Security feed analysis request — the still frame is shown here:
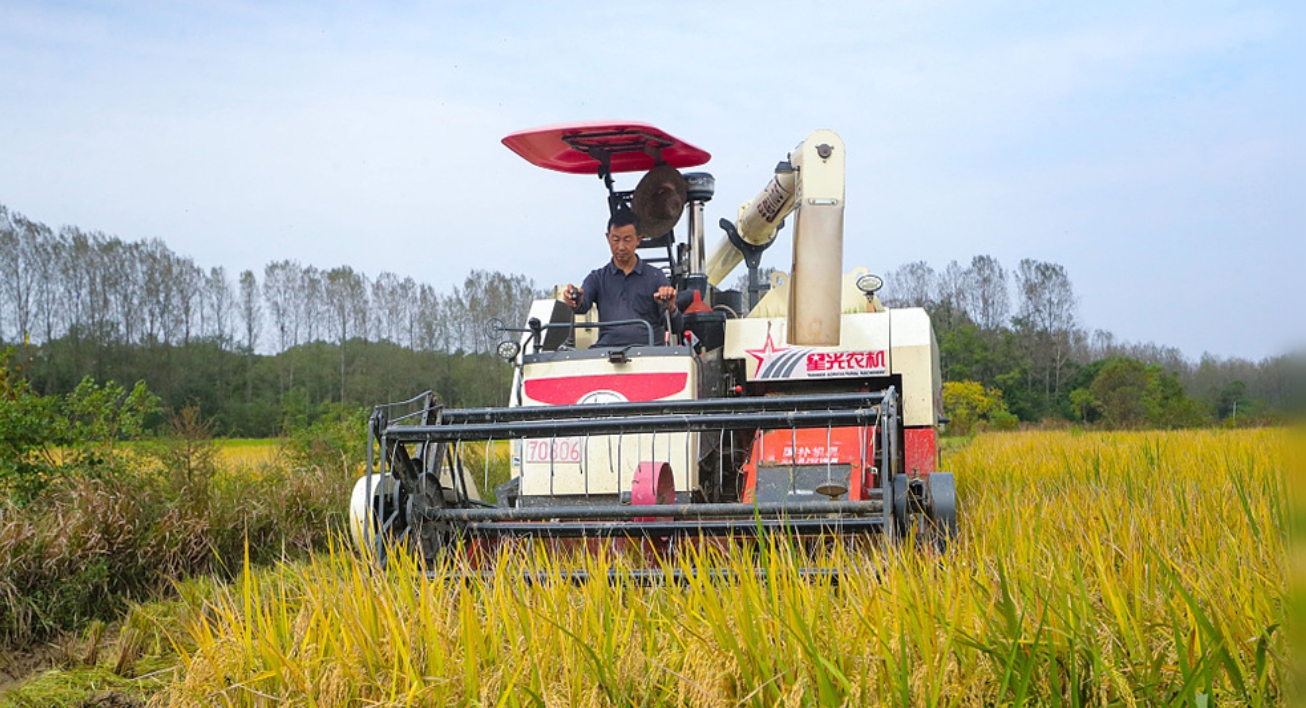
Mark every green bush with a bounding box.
[279,402,368,477]
[0,355,360,645]
[1079,358,1210,429]
[0,349,159,505]
[942,380,1017,435]
[0,356,62,504]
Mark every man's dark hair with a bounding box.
[607,208,640,233]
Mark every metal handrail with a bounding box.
[386,407,881,443]
[440,391,887,425]
[497,317,657,347]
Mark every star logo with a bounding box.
[745,330,787,378]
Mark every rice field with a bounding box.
[212,439,281,468]
[145,429,1289,706]
[50,438,281,470]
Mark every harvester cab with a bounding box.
[349,122,958,567]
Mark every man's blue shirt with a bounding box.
[575,258,682,347]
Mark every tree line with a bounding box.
[0,204,542,356]
[0,204,541,434]
[1,203,1299,433]
[881,256,1302,426]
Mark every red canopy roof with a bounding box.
[502,121,711,174]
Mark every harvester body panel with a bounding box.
[723,308,941,428]
[515,348,701,498]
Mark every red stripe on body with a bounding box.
[523,373,688,405]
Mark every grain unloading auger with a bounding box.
[349,122,958,568]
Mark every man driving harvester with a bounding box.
[562,208,681,347]
[563,163,691,348]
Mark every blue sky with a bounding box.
[1,0,1301,360]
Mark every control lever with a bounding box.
[661,300,672,346]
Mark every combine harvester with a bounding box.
[349,122,957,567]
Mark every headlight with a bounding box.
[497,340,521,362]
[856,273,884,295]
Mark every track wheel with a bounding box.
[892,473,911,540]
[924,472,958,549]
[893,472,958,551]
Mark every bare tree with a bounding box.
[262,260,296,353]
[238,269,262,402]
[965,255,1010,330]
[140,238,179,344]
[0,207,28,342]
[447,270,542,354]
[397,276,418,349]
[297,265,324,344]
[882,261,937,310]
[932,260,971,336]
[70,229,119,344]
[0,202,564,408]
[443,282,471,353]
[175,257,204,345]
[262,260,299,390]
[415,283,443,351]
[206,266,234,347]
[371,272,405,344]
[32,227,63,344]
[1015,259,1077,335]
[238,270,262,352]
[0,205,12,342]
[58,227,91,339]
[104,241,143,345]
[323,266,369,401]
[1014,258,1080,396]
[1083,330,1187,371]
[323,266,368,343]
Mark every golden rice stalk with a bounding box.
[151,428,1287,707]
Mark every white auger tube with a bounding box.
[704,159,798,286]
[703,130,846,345]
[786,130,845,346]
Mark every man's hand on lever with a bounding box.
[563,285,583,309]
[654,286,677,312]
